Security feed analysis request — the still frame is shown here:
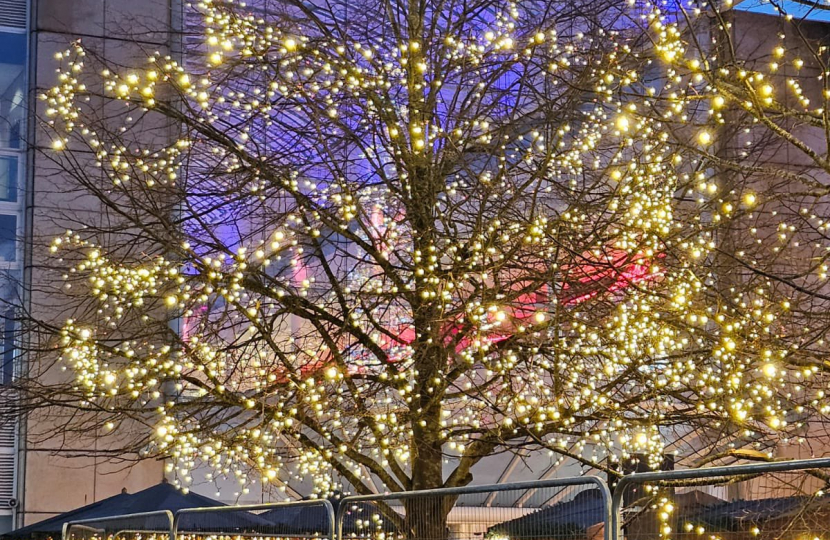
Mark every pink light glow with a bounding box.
[266,247,663,379]
[558,249,663,306]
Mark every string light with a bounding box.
[38,0,830,511]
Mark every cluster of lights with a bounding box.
[37,0,830,523]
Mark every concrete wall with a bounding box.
[17,0,182,526]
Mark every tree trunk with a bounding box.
[404,447,455,540]
[406,362,452,540]
[402,495,453,540]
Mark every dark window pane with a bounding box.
[0,215,16,262]
[0,156,17,202]
[2,309,13,385]
[0,31,26,151]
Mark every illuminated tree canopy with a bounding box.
[25,0,830,516]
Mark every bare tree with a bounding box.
[18,0,830,534]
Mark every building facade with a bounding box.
[3,0,177,530]
[1,0,32,532]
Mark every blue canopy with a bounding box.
[487,489,607,540]
[487,488,724,540]
[683,493,830,531]
[259,495,401,536]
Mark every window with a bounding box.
[0,155,17,203]
[0,18,25,270]
[0,3,26,527]
[1,309,13,385]
[0,31,25,152]
[0,215,16,263]
[0,26,25,267]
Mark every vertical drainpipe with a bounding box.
[16,0,39,528]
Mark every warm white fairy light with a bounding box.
[37,0,830,514]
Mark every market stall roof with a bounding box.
[259,494,400,537]
[683,493,830,531]
[487,489,607,540]
[487,489,725,540]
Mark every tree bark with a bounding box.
[407,338,452,540]
[403,495,453,540]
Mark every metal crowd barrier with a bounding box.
[611,457,830,540]
[336,476,612,540]
[61,476,608,540]
[60,458,830,540]
[173,499,336,540]
[63,510,175,540]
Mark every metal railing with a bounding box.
[173,499,336,540]
[611,457,830,540]
[60,458,830,540]
[337,476,611,540]
[63,510,175,540]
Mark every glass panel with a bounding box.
[0,31,26,151]
[0,515,12,534]
[0,215,16,262]
[0,269,20,385]
[2,308,13,385]
[0,156,17,203]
